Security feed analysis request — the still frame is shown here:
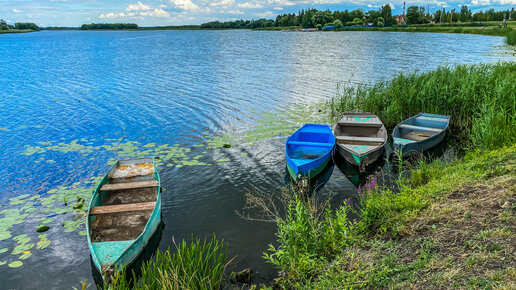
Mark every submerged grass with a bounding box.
[328,62,516,150]
[101,235,229,290]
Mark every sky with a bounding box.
[0,0,514,27]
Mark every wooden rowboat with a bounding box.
[392,113,450,156]
[333,113,387,172]
[286,124,335,182]
[86,158,161,279]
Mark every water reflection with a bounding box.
[334,152,385,187]
[284,161,335,195]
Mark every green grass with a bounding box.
[0,29,35,34]
[264,144,516,288]
[506,29,516,45]
[327,62,516,150]
[100,235,229,290]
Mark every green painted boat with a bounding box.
[86,158,161,280]
[333,113,387,172]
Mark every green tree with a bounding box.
[333,19,343,29]
[0,19,7,30]
[311,10,333,26]
[377,17,385,27]
[381,4,394,25]
[459,5,472,22]
[14,22,40,30]
[406,6,420,24]
[316,24,323,30]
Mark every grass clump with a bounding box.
[328,62,516,150]
[102,235,229,290]
[506,29,516,45]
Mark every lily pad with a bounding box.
[222,143,232,148]
[19,252,32,260]
[0,248,8,254]
[8,261,23,268]
[36,239,50,250]
[36,225,50,233]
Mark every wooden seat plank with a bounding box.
[288,140,334,147]
[415,116,448,122]
[90,202,156,215]
[399,124,443,133]
[100,180,159,191]
[336,136,385,143]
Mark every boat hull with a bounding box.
[336,143,384,167]
[392,113,450,157]
[286,153,331,181]
[285,124,336,182]
[86,158,161,279]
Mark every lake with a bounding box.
[0,30,513,288]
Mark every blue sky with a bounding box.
[1,0,514,27]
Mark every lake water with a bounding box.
[0,30,513,288]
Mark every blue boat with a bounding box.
[392,113,450,156]
[286,124,335,181]
[86,158,161,280]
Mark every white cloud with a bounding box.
[170,0,201,10]
[273,6,283,10]
[127,1,152,11]
[237,2,263,8]
[12,9,22,13]
[227,10,245,14]
[267,0,295,6]
[209,0,235,7]
[389,3,395,9]
[255,11,277,18]
[140,8,170,17]
[99,12,126,19]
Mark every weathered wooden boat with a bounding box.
[86,158,161,279]
[333,113,387,172]
[392,113,450,156]
[286,124,335,182]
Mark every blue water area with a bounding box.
[0,30,513,288]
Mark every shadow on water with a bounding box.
[91,221,164,288]
[334,152,385,187]
[284,161,335,195]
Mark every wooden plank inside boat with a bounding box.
[402,130,437,141]
[399,124,443,133]
[100,180,159,191]
[90,202,156,215]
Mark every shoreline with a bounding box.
[0,29,36,35]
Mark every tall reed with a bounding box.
[328,62,516,150]
[103,235,229,290]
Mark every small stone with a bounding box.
[235,268,253,284]
[501,201,511,208]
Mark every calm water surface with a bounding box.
[0,30,513,288]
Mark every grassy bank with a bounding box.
[263,62,516,288]
[340,26,513,37]
[0,29,36,34]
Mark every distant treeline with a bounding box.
[0,20,40,31]
[80,23,138,30]
[201,19,275,29]
[201,6,515,29]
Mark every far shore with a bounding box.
[0,29,36,35]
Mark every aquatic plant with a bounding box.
[103,235,229,290]
[506,29,516,45]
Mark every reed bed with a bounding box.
[102,235,229,290]
[507,30,516,45]
[328,62,516,150]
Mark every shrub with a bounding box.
[506,29,516,45]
